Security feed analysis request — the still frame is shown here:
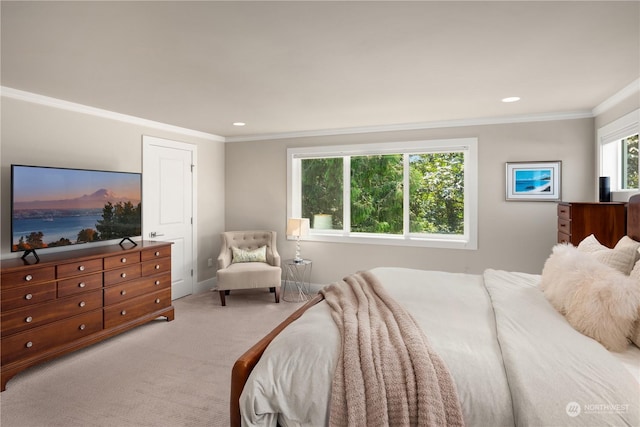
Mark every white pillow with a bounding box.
[577,234,640,275]
[231,245,267,263]
[541,243,640,352]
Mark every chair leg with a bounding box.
[274,286,280,303]
[269,287,275,293]
[225,290,230,295]
[219,290,226,306]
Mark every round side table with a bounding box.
[282,259,312,302]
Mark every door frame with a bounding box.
[142,135,198,296]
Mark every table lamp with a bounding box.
[287,218,310,263]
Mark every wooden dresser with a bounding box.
[557,202,626,248]
[0,241,174,391]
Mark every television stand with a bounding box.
[119,237,138,247]
[20,249,40,263]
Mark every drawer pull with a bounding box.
[79,301,86,308]
[121,290,127,296]
[25,341,33,348]
[79,324,86,330]
[78,265,85,271]
[155,264,161,270]
[121,272,127,278]
[121,257,127,263]
[25,274,33,282]
[155,251,161,257]
[121,310,127,316]
[155,280,160,285]
[560,223,567,228]
[155,298,161,304]
[25,293,33,300]
[79,282,86,288]
[25,316,33,323]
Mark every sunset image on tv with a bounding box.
[11,165,142,252]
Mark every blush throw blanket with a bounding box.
[320,271,464,427]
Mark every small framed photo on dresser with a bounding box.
[506,161,561,201]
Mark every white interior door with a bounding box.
[142,136,196,300]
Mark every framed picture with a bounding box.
[506,161,561,201]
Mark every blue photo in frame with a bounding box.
[506,161,561,201]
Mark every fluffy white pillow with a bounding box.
[577,234,640,275]
[541,243,640,352]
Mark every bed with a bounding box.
[231,195,640,427]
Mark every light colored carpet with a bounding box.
[0,289,306,427]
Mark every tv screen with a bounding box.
[11,165,142,253]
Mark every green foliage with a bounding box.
[351,155,403,233]
[409,153,464,234]
[300,151,466,236]
[301,158,343,229]
[625,134,638,189]
[96,201,142,240]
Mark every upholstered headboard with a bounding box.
[628,194,640,242]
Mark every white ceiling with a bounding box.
[1,1,639,141]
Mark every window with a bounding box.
[598,109,640,195]
[287,138,478,249]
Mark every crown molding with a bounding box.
[0,86,225,143]
[592,78,640,117]
[225,111,594,143]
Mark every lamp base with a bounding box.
[293,257,304,263]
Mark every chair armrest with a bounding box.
[218,252,231,269]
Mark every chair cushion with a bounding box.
[217,262,282,290]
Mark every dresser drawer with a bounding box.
[0,282,57,311]
[104,264,141,286]
[57,272,103,297]
[1,310,103,365]
[104,252,141,270]
[558,231,571,245]
[142,258,171,276]
[104,273,171,306]
[557,218,571,235]
[57,258,103,279]
[141,246,171,261]
[104,288,171,329]
[1,267,56,289]
[1,290,103,337]
[557,203,571,220]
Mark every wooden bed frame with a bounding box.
[229,194,640,427]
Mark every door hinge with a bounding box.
[191,217,193,225]
[191,269,194,277]
[191,164,195,172]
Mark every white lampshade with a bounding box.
[286,218,310,237]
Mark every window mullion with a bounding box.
[343,156,351,234]
[403,154,410,236]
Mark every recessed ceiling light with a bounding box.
[233,122,246,126]
[502,97,521,103]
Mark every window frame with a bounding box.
[287,138,478,250]
[597,109,640,198]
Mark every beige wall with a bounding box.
[0,96,225,286]
[225,118,595,285]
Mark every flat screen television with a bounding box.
[11,165,142,259]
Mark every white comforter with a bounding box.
[240,268,640,426]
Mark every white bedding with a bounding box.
[240,268,640,427]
